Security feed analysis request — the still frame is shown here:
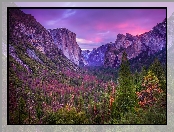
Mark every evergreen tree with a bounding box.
[134,66,147,92]
[18,97,27,124]
[115,51,136,114]
[149,58,166,92]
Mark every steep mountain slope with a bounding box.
[9,9,80,72]
[8,8,167,125]
[8,9,87,124]
[129,46,166,72]
[82,18,166,69]
[48,28,81,65]
[82,44,108,66]
[113,19,166,65]
[104,43,120,68]
[80,50,91,66]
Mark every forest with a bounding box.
[9,41,166,124]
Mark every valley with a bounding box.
[8,8,168,124]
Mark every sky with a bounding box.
[21,8,166,51]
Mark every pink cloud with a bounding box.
[94,37,102,43]
[116,23,129,29]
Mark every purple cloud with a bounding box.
[21,8,166,50]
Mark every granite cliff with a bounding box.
[48,28,81,65]
[9,9,167,70]
[81,18,166,68]
[9,9,81,72]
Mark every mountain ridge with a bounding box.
[81,18,166,68]
[9,9,80,73]
[9,8,167,71]
[8,8,167,125]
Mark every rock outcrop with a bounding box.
[9,9,167,69]
[81,44,109,66]
[9,9,58,58]
[48,28,81,65]
[80,50,91,66]
[104,44,119,68]
[9,9,80,72]
[10,9,81,65]
[82,18,166,68]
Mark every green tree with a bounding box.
[115,51,136,114]
[149,58,166,92]
[18,97,28,124]
[134,66,147,92]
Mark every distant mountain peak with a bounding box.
[81,18,166,68]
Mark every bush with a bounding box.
[137,71,164,108]
[43,105,89,124]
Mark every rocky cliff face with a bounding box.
[9,9,80,72]
[104,44,119,67]
[81,44,109,66]
[80,50,91,66]
[9,9,61,59]
[48,28,81,65]
[9,9,167,69]
[82,18,166,68]
[116,18,166,63]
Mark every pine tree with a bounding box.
[134,66,147,92]
[18,97,27,124]
[149,58,166,92]
[115,51,136,114]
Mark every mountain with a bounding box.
[9,10,85,124]
[9,9,80,73]
[8,8,167,125]
[80,50,91,66]
[81,18,166,69]
[129,46,166,72]
[81,44,109,66]
[104,43,120,68]
[113,18,166,64]
[9,8,166,70]
[48,28,81,65]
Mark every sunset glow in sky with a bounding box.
[21,8,166,50]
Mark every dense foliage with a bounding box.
[9,43,166,124]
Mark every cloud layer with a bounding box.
[22,8,166,51]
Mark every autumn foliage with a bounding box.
[9,48,166,124]
[136,71,164,108]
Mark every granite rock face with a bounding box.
[115,18,166,63]
[81,44,109,66]
[9,9,80,72]
[9,9,57,57]
[80,50,91,66]
[9,9,167,69]
[104,44,119,68]
[82,18,166,68]
[48,28,81,65]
